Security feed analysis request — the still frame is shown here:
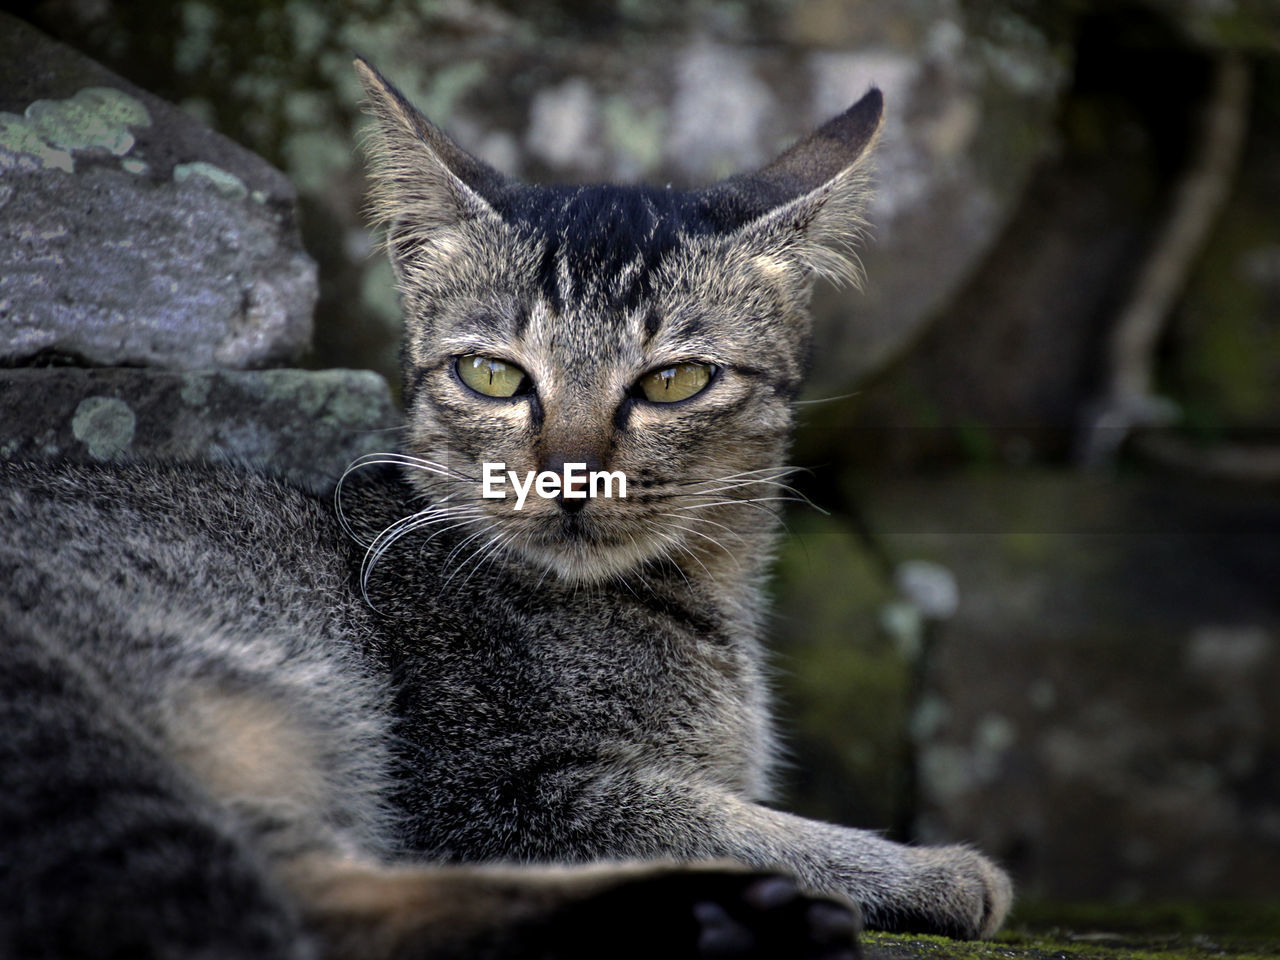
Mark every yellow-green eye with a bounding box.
[637,363,715,403]
[457,355,528,398]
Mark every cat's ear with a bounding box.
[354,58,509,270]
[708,88,884,285]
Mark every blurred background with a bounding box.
[6,0,1279,916]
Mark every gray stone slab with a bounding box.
[0,13,315,369]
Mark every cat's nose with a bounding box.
[543,451,601,514]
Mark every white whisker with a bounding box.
[361,509,482,606]
[335,451,479,546]
[656,531,710,583]
[656,512,749,546]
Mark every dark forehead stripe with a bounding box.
[510,299,532,337]
[491,184,733,319]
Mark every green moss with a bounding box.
[250,370,389,429]
[861,900,1280,959]
[0,111,70,171]
[865,921,1280,960]
[1011,900,1280,942]
[255,369,328,419]
[313,370,393,425]
[33,87,151,149]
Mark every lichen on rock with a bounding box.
[70,395,136,460]
[0,86,150,173]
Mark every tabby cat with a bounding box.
[0,59,1011,958]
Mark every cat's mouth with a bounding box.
[555,513,589,538]
[530,511,622,551]
[503,509,656,583]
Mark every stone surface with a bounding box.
[0,13,316,369]
[849,471,1280,902]
[0,367,399,493]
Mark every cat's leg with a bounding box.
[282,855,859,960]
[191,739,863,959]
[194,718,861,959]
[513,778,1011,940]
[0,618,308,960]
[703,793,1012,940]
[0,617,857,959]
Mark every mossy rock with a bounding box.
[0,367,398,493]
[849,470,1280,902]
[0,14,315,370]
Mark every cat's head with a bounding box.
[356,58,881,585]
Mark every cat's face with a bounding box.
[356,60,881,584]
[393,189,814,582]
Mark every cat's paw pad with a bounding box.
[558,869,860,959]
[691,875,859,959]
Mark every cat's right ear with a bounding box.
[354,58,509,271]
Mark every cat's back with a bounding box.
[0,458,375,705]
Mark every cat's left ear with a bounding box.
[707,89,884,285]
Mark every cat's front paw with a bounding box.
[868,845,1012,940]
[547,868,860,960]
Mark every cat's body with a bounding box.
[0,60,1011,959]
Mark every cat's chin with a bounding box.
[512,537,655,585]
